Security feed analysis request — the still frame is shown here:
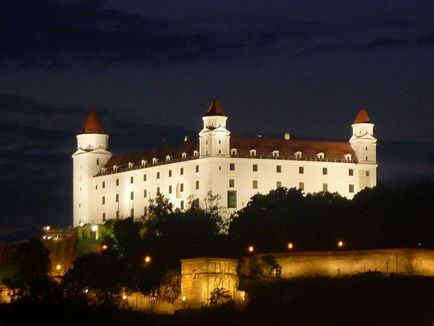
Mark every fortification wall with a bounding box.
[240,249,434,278]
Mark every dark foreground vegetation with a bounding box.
[1,273,433,326]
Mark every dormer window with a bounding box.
[166,155,171,162]
[295,151,302,159]
[182,152,187,159]
[152,157,158,164]
[193,150,199,157]
[316,152,325,160]
[128,162,133,169]
[230,148,237,156]
[249,149,256,157]
[141,160,147,167]
[344,154,352,162]
[272,150,279,158]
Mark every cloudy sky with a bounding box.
[1,0,433,239]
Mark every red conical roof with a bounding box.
[205,99,226,116]
[353,109,372,124]
[81,111,107,134]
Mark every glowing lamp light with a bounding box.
[337,240,345,248]
[287,242,294,250]
[144,256,151,264]
[248,245,254,253]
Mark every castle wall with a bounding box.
[240,249,434,278]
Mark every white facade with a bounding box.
[72,102,377,227]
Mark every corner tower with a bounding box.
[199,99,231,157]
[72,111,112,227]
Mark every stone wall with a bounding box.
[240,249,434,278]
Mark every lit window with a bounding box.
[253,164,258,172]
[349,169,354,176]
[229,179,235,188]
[299,166,304,174]
[227,191,237,208]
[276,165,282,173]
[230,163,235,171]
[323,168,327,175]
[349,184,354,193]
[252,180,258,189]
[323,183,328,192]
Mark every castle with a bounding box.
[72,100,377,227]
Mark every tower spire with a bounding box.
[81,111,107,134]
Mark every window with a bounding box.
[157,172,160,179]
[230,163,235,171]
[169,170,172,177]
[143,174,147,182]
[276,181,282,188]
[252,180,258,189]
[323,168,327,175]
[299,166,304,174]
[130,191,134,200]
[180,183,184,192]
[102,196,105,205]
[227,191,237,208]
[116,194,119,203]
[276,165,282,173]
[180,200,184,210]
[157,187,160,195]
[196,165,199,173]
[144,189,147,198]
[253,164,258,172]
[130,208,134,218]
[299,182,304,191]
[195,180,199,190]
[229,179,235,188]
[349,169,354,176]
[130,176,134,184]
[116,210,119,219]
[116,178,119,186]
[180,168,184,175]
[349,184,354,193]
[102,213,106,222]
[323,183,328,192]
[169,185,172,194]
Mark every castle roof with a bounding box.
[205,99,225,116]
[81,111,107,134]
[100,136,356,175]
[353,109,372,124]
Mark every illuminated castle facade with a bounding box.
[72,100,377,227]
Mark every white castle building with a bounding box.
[72,100,377,227]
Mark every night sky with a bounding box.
[1,0,433,240]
